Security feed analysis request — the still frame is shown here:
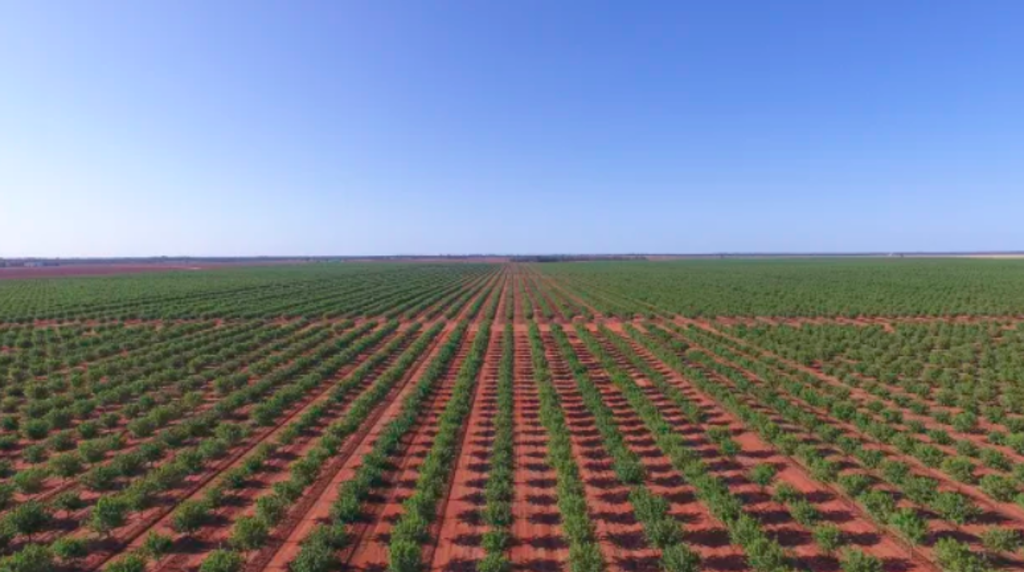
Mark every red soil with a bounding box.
[533,271,604,321]
[146,329,412,572]
[540,330,661,571]
[251,273,496,572]
[4,323,290,507]
[338,333,475,572]
[671,324,1024,567]
[508,330,570,571]
[490,269,510,330]
[511,272,526,327]
[707,315,1024,331]
[17,273,1024,572]
[78,327,394,571]
[566,328,749,571]
[427,324,503,571]
[250,322,460,572]
[726,340,1024,521]
[516,273,545,324]
[605,328,929,571]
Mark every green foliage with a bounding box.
[52,537,88,563]
[91,495,130,535]
[0,543,55,572]
[199,550,244,572]
[840,549,883,572]
[142,531,174,558]
[933,538,991,572]
[172,500,211,536]
[889,508,927,545]
[980,527,1022,555]
[748,463,777,490]
[813,524,845,556]
[103,553,148,572]
[230,515,269,552]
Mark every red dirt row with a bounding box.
[592,325,928,572]
[508,330,569,572]
[76,327,402,570]
[251,271,506,572]
[144,328,418,572]
[538,329,660,570]
[660,323,1024,569]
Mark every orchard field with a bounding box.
[3,260,1024,572]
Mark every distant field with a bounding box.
[1,260,1023,572]
[0,264,215,280]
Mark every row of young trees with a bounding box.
[92,319,415,570]
[0,319,317,466]
[180,321,446,571]
[1,323,324,517]
[0,264,498,323]
[192,278,503,568]
[2,322,370,518]
[2,320,246,425]
[525,323,604,572]
[683,324,1017,525]
[416,271,496,321]
[518,275,533,321]
[388,318,493,572]
[733,320,1024,421]
[580,325,840,571]
[86,321,406,569]
[2,271,500,510]
[551,325,701,572]
[615,324,894,571]
[504,281,514,323]
[1,321,393,566]
[734,321,1024,485]
[0,320,183,381]
[643,324,999,571]
[477,324,514,572]
[288,323,470,572]
[536,259,1024,318]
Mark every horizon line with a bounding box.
[4,250,1024,261]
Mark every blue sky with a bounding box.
[2,1,1022,256]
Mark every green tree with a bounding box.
[840,548,883,572]
[933,491,980,527]
[12,468,48,495]
[889,508,927,545]
[142,531,174,558]
[52,536,88,564]
[0,543,54,572]
[172,500,210,536]
[230,515,269,552]
[90,495,130,536]
[661,543,700,572]
[49,452,84,480]
[199,550,244,572]
[813,524,845,556]
[103,552,148,572]
[53,490,87,518]
[934,537,989,572]
[8,501,53,540]
[748,464,777,491]
[980,527,1022,555]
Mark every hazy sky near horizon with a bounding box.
[2,1,1022,257]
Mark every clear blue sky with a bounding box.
[2,1,1022,256]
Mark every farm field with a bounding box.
[3,260,1024,572]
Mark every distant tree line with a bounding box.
[510,255,647,263]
